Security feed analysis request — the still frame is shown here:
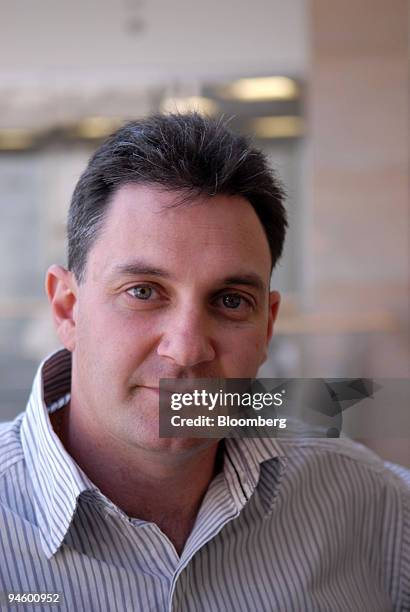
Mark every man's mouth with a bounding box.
[139,386,160,394]
[139,385,191,396]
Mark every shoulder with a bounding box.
[277,437,410,500]
[271,438,410,608]
[280,436,408,473]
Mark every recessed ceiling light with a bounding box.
[160,96,218,116]
[250,116,304,138]
[74,117,123,139]
[0,129,34,150]
[218,76,299,101]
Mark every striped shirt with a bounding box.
[0,349,409,612]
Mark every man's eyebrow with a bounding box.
[221,274,267,293]
[108,260,173,280]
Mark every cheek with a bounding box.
[218,327,267,375]
[82,308,159,374]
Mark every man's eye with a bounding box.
[219,293,250,310]
[126,285,155,300]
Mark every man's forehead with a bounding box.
[89,183,272,283]
[104,183,260,231]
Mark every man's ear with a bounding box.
[45,265,78,351]
[261,290,281,364]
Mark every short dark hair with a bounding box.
[67,112,287,282]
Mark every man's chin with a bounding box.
[124,388,218,456]
[125,427,217,458]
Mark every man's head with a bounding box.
[47,113,287,455]
[67,113,286,284]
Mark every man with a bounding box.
[0,113,408,611]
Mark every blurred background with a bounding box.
[0,0,408,464]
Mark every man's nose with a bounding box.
[156,306,216,367]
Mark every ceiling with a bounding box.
[0,0,308,130]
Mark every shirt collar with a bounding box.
[223,437,287,512]
[21,348,94,559]
[21,348,287,557]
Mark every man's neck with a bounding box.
[51,402,223,555]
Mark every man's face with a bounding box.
[53,184,279,454]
